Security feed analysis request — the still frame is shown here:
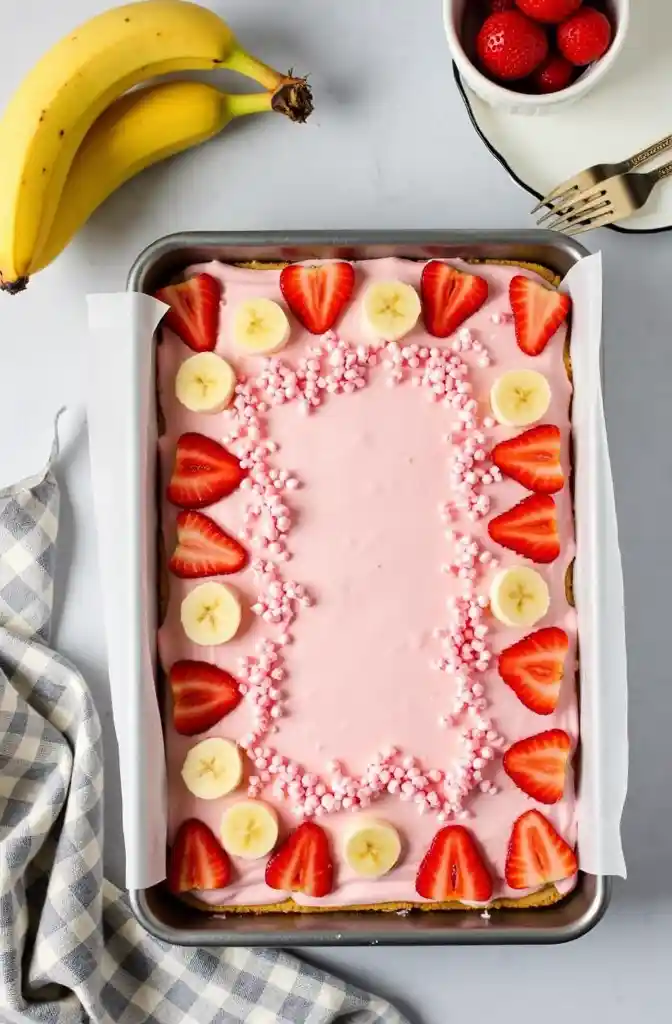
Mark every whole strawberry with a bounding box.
[477,11,549,81]
[558,7,612,65]
[515,0,583,24]
[533,53,574,92]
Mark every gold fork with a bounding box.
[532,132,672,217]
[541,160,672,235]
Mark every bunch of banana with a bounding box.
[0,0,313,293]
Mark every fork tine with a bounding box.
[537,203,571,226]
[546,198,612,233]
[536,182,607,226]
[530,181,581,215]
[564,210,620,236]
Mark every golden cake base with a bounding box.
[181,883,566,915]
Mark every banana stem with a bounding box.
[224,47,286,91]
[226,92,274,118]
[223,46,313,124]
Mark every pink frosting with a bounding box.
[157,257,578,908]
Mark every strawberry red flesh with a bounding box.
[477,11,549,81]
[509,275,571,357]
[558,7,612,66]
[169,660,242,736]
[280,262,355,335]
[499,626,569,715]
[421,261,489,339]
[505,809,578,889]
[265,821,334,897]
[503,728,572,804]
[155,273,221,353]
[488,493,560,563]
[415,825,493,902]
[515,0,583,24]
[533,54,575,94]
[167,432,246,509]
[491,424,564,495]
[168,819,232,893]
[169,510,248,578]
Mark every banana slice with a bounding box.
[363,281,421,341]
[220,800,279,860]
[181,582,242,646]
[490,370,551,427]
[342,817,402,878]
[175,352,236,413]
[181,737,243,800]
[490,566,550,628]
[232,298,290,354]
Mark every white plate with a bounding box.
[454,0,672,234]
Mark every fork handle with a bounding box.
[626,134,672,170]
[649,159,672,182]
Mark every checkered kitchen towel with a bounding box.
[0,432,410,1024]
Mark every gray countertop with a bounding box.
[0,1,668,1021]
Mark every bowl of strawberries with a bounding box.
[444,0,629,114]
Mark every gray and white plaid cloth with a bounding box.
[0,438,410,1024]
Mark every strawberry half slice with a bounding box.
[265,821,334,897]
[155,273,221,353]
[505,809,578,890]
[169,510,248,578]
[488,494,560,563]
[491,425,564,495]
[169,660,242,735]
[499,626,569,715]
[503,728,572,804]
[280,262,355,334]
[167,433,246,509]
[168,819,232,893]
[415,825,493,902]
[421,261,489,338]
[509,276,571,357]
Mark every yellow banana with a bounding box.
[33,83,279,274]
[0,0,312,293]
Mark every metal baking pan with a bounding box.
[128,230,609,946]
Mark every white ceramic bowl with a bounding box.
[444,0,630,115]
